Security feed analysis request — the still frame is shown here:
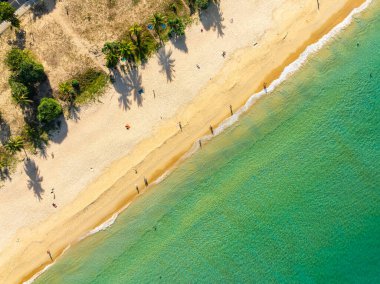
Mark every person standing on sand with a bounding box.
[230,105,233,116]
[178,122,183,132]
[47,250,53,261]
[210,125,214,135]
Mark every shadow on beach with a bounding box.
[24,159,44,201]
[112,65,144,109]
[157,47,176,82]
[200,2,225,37]
[170,35,188,53]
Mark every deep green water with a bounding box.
[36,3,380,283]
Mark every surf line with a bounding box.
[24,0,374,282]
[154,0,374,186]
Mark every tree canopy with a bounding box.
[5,48,46,87]
[0,2,19,28]
[37,98,63,123]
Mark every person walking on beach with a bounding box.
[178,122,183,132]
[136,185,139,194]
[264,82,268,93]
[230,105,233,116]
[47,250,53,261]
[210,125,214,135]
[199,140,202,149]
[144,177,149,187]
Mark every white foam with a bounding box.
[80,202,131,240]
[152,0,374,185]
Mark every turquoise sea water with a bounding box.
[36,3,380,283]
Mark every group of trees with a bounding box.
[5,48,62,124]
[102,0,220,69]
[0,2,19,27]
[102,12,186,68]
[1,48,61,168]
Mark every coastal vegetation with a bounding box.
[37,98,63,124]
[100,0,220,69]
[58,69,108,105]
[0,2,20,28]
[1,47,62,178]
[0,0,222,181]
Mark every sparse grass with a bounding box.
[73,69,109,105]
[0,146,17,180]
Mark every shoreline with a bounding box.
[0,0,370,283]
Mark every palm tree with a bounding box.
[168,17,186,38]
[119,40,136,64]
[13,93,33,107]
[5,136,28,158]
[102,42,121,68]
[129,24,155,63]
[151,13,166,42]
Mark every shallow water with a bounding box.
[35,2,380,283]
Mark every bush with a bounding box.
[21,123,48,150]
[195,0,209,10]
[15,60,46,86]
[168,17,186,38]
[0,2,20,27]
[58,81,76,102]
[5,48,26,71]
[5,48,46,86]
[9,79,32,105]
[37,98,63,123]
[74,69,109,104]
[71,79,80,90]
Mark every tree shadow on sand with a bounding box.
[31,0,57,21]
[170,35,188,53]
[48,117,68,145]
[24,159,44,201]
[157,48,176,82]
[7,29,26,50]
[200,2,225,37]
[112,65,144,109]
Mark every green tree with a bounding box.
[9,79,32,106]
[58,81,76,102]
[129,23,155,62]
[15,60,46,86]
[5,48,46,86]
[168,17,186,38]
[5,136,27,157]
[151,13,166,41]
[102,41,120,68]
[0,2,20,28]
[119,40,136,63]
[5,48,26,71]
[37,98,63,123]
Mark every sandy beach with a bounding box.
[0,0,367,282]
